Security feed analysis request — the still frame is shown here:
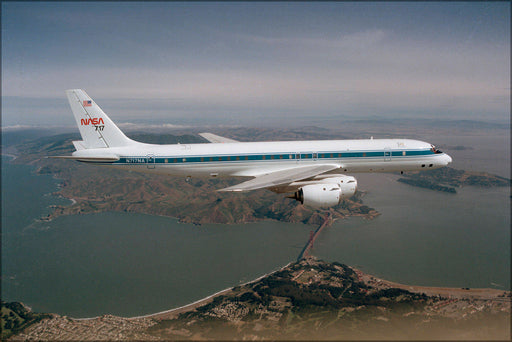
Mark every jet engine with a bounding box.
[289,176,357,208]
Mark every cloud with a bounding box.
[117,123,190,131]
[1,124,44,131]
[2,61,508,125]
[2,3,509,125]
[238,29,387,50]
[4,38,507,115]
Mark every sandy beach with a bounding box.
[351,266,509,300]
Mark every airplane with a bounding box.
[51,89,452,208]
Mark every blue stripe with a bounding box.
[116,149,435,165]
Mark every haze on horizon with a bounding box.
[1,2,510,128]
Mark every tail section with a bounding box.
[66,89,133,148]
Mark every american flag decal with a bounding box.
[83,100,92,107]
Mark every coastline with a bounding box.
[69,260,511,323]
[8,259,510,341]
[1,153,18,161]
[37,185,380,224]
[144,264,510,321]
[72,262,292,321]
[350,266,510,299]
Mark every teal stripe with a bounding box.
[117,149,435,165]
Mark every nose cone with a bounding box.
[443,153,453,165]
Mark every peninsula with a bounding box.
[398,166,511,193]
[5,258,510,340]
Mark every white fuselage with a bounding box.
[60,89,453,207]
[74,138,453,178]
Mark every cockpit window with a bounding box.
[430,145,443,154]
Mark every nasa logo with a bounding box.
[80,118,105,126]
[81,118,105,131]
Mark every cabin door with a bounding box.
[147,154,156,169]
[384,149,392,161]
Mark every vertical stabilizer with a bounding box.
[66,89,133,148]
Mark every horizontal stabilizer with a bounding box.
[72,141,87,151]
[219,164,340,192]
[199,132,239,143]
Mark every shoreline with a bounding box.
[350,266,510,300]
[68,261,510,322]
[38,188,379,224]
[73,262,292,321]
[1,153,18,161]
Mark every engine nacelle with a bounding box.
[290,176,357,208]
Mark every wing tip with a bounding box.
[218,187,244,192]
[199,132,239,143]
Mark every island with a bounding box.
[398,167,510,193]
[4,258,510,340]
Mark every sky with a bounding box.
[1,2,510,128]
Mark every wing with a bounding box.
[199,132,239,143]
[219,164,341,192]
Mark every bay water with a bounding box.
[315,173,510,290]
[1,156,310,317]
